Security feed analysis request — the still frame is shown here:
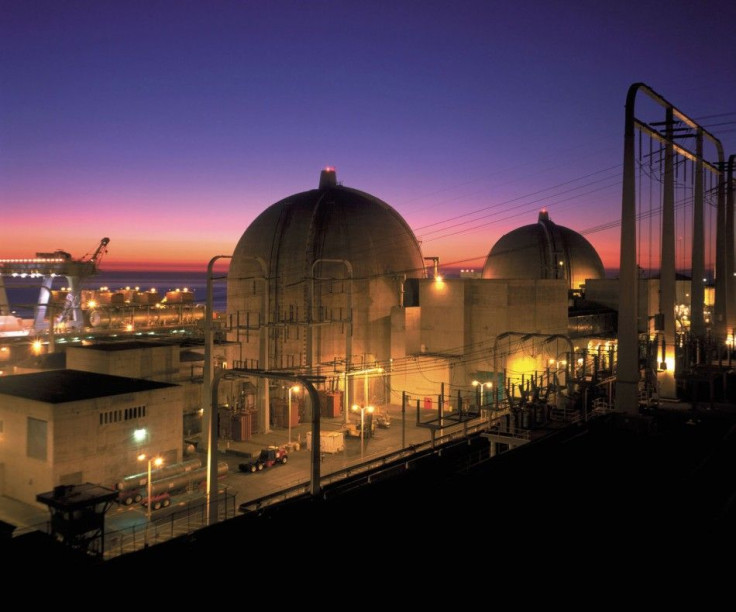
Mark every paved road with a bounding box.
[2,403,495,558]
[205,405,491,511]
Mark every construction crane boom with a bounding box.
[86,237,110,267]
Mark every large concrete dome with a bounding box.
[226,167,425,378]
[482,210,605,290]
[228,167,425,285]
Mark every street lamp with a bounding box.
[351,404,374,460]
[472,380,492,409]
[138,453,163,522]
[287,385,300,445]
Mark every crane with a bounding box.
[0,238,112,332]
[85,237,110,268]
[53,238,111,327]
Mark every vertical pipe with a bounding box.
[204,255,232,526]
[402,391,406,449]
[725,156,736,338]
[659,108,677,398]
[691,129,705,337]
[203,255,231,454]
[616,84,643,414]
[311,259,352,425]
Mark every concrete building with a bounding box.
[221,168,612,435]
[66,340,204,435]
[0,166,729,527]
[0,369,182,506]
[0,169,625,511]
[224,167,427,427]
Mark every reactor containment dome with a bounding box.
[228,167,426,293]
[482,209,605,290]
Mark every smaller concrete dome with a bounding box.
[482,210,605,290]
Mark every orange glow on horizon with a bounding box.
[100,259,232,273]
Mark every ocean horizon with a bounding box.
[2,269,227,318]
[3,265,627,321]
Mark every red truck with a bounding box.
[238,446,289,473]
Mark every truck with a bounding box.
[116,458,202,505]
[118,461,229,509]
[238,446,288,473]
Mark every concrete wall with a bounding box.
[390,356,453,407]
[223,276,572,427]
[393,278,569,408]
[68,342,202,428]
[226,275,402,371]
[67,344,180,382]
[418,278,467,355]
[0,385,183,507]
[0,396,55,507]
[418,278,568,356]
[586,278,662,334]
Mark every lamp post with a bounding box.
[138,453,162,522]
[344,365,383,425]
[352,403,374,460]
[472,380,492,409]
[287,385,300,445]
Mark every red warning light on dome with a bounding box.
[319,166,337,188]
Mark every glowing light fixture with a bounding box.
[138,454,163,522]
[351,403,374,459]
[472,380,492,407]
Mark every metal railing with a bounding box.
[102,489,237,560]
[14,410,589,563]
[238,415,492,513]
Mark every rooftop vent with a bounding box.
[319,166,337,189]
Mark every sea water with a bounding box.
[2,270,227,318]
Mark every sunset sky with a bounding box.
[2,1,735,274]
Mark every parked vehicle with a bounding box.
[116,458,202,505]
[375,412,391,428]
[118,461,228,509]
[238,446,288,473]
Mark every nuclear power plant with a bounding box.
[214,166,625,442]
[2,84,736,570]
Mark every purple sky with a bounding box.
[2,1,735,273]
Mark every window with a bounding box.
[27,417,48,461]
[99,405,146,426]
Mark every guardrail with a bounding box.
[12,412,566,562]
[102,489,238,560]
[238,416,491,513]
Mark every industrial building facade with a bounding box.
[219,168,614,436]
[2,165,721,511]
[0,370,182,506]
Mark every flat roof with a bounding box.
[72,340,171,352]
[36,483,118,510]
[0,369,177,403]
[14,351,66,370]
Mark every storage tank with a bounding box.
[116,457,202,491]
